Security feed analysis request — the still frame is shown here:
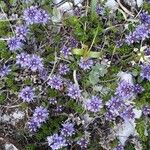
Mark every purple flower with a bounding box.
[106,97,135,120]
[47,134,67,150]
[47,75,63,90]
[60,45,71,58]
[49,98,57,105]
[85,96,103,113]
[0,65,11,77]
[19,86,34,102]
[78,58,93,70]
[120,106,135,120]
[96,5,105,15]
[115,80,134,100]
[60,122,75,137]
[144,48,150,56]
[23,6,38,24]
[16,53,30,68]
[125,23,150,45]
[77,138,89,148]
[28,118,41,132]
[38,68,48,80]
[140,65,150,81]
[23,6,49,25]
[15,25,29,40]
[7,37,23,51]
[140,11,150,24]
[28,54,43,72]
[67,84,81,99]
[58,63,70,75]
[106,97,125,115]
[55,105,63,112]
[142,105,150,116]
[105,111,116,121]
[69,37,78,48]
[113,144,124,150]
[33,106,49,123]
[134,84,144,94]
[35,8,49,24]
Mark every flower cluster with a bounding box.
[23,6,49,25]
[47,121,75,149]
[58,63,70,75]
[15,25,29,41]
[47,134,67,150]
[125,11,150,45]
[113,144,124,150]
[77,138,89,148]
[115,80,134,100]
[142,105,150,116]
[60,45,71,58]
[125,24,150,45]
[140,11,150,24]
[47,75,63,90]
[106,97,135,120]
[16,53,43,72]
[7,37,23,51]
[96,5,105,16]
[78,58,94,70]
[28,106,49,132]
[0,65,11,77]
[60,122,75,137]
[49,98,57,105]
[67,84,81,99]
[85,96,103,113]
[140,65,150,81]
[144,47,150,56]
[19,86,35,103]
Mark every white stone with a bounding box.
[105,0,119,10]
[136,0,143,7]
[5,143,18,150]
[117,71,134,85]
[116,120,136,145]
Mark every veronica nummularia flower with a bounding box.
[60,122,75,137]
[140,65,150,81]
[33,106,49,123]
[19,86,35,102]
[28,118,41,132]
[23,6,49,25]
[67,84,81,99]
[140,11,150,24]
[78,58,94,70]
[60,45,71,58]
[49,98,57,105]
[15,25,29,40]
[77,138,89,149]
[106,97,135,120]
[58,63,70,75]
[28,106,49,132]
[28,54,43,72]
[115,80,134,100]
[16,52,30,68]
[47,74,63,90]
[113,144,124,150]
[142,105,150,116]
[0,65,11,77]
[47,134,67,150]
[7,37,23,51]
[85,96,103,113]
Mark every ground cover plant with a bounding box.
[0,0,150,150]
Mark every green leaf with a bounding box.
[91,0,98,17]
[89,63,108,85]
[136,119,148,142]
